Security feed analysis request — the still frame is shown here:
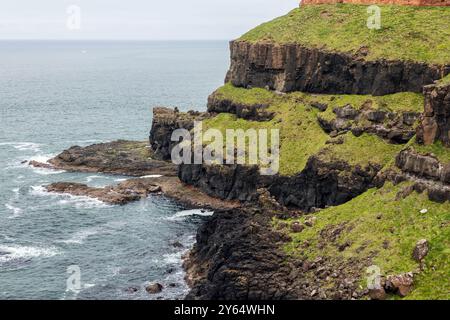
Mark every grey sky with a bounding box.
[0,0,299,40]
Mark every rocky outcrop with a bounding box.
[302,0,450,6]
[396,148,450,184]
[416,82,450,146]
[226,41,449,96]
[317,102,420,144]
[207,90,275,121]
[36,140,177,177]
[149,107,209,160]
[45,180,162,205]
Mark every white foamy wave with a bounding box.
[86,175,103,183]
[58,228,100,245]
[0,244,59,264]
[30,185,109,208]
[114,178,128,182]
[166,209,214,221]
[140,175,163,179]
[58,195,109,209]
[26,154,65,175]
[5,204,23,218]
[0,142,42,152]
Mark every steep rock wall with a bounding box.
[416,82,450,146]
[226,41,449,96]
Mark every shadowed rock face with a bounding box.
[178,155,382,211]
[226,41,449,96]
[416,82,450,146]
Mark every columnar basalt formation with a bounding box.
[416,82,450,146]
[226,41,449,96]
[301,0,450,6]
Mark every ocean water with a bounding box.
[0,41,229,299]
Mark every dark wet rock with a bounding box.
[226,40,449,96]
[33,140,178,177]
[146,283,163,294]
[171,241,184,248]
[412,239,429,263]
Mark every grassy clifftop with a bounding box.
[240,4,450,64]
[206,84,422,175]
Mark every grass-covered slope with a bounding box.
[240,4,450,64]
[275,182,450,299]
[205,84,423,175]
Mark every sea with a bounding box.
[0,40,229,299]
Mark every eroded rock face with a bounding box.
[396,148,450,183]
[149,107,209,160]
[318,102,419,144]
[416,82,450,146]
[226,41,449,96]
[207,90,275,121]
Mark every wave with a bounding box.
[0,244,60,264]
[86,175,103,183]
[140,175,163,179]
[0,142,42,152]
[166,209,214,221]
[4,204,23,218]
[57,227,101,245]
[30,185,110,209]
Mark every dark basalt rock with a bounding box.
[178,154,382,211]
[226,41,449,96]
[178,164,260,202]
[268,156,381,210]
[416,82,450,146]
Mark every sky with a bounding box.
[0,0,300,40]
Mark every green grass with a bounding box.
[204,84,418,175]
[240,4,450,64]
[318,133,402,168]
[277,182,450,299]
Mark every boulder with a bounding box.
[146,283,163,294]
[290,222,305,233]
[412,239,429,262]
[385,273,414,297]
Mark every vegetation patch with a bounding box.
[240,4,450,64]
[276,182,450,299]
